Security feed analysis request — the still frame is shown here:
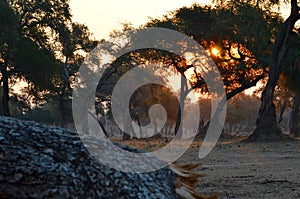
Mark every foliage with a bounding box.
[0,0,18,65]
[93,2,284,139]
[0,0,97,125]
[0,0,73,116]
[146,3,282,97]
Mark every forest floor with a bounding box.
[118,137,300,199]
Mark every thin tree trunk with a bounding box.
[88,111,109,137]
[62,56,72,92]
[195,74,263,139]
[137,118,143,138]
[78,67,116,135]
[122,132,131,140]
[175,75,188,139]
[278,100,286,124]
[58,57,71,129]
[2,69,10,117]
[122,110,131,140]
[58,93,67,129]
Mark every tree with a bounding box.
[146,3,280,102]
[273,75,293,125]
[145,3,282,138]
[91,4,282,140]
[281,30,300,136]
[167,0,300,140]
[225,93,261,133]
[130,84,179,138]
[249,0,300,140]
[51,22,97,128]
[94,48,179,140]
[0,0,19,116]
[0,0,72,116]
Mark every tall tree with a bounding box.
[0,0,18,116]
[281,30,300,136]
[146,3,280,102]
[249,0,300,140]
[0,0,72,116]
[145,3,282,137]
[92,4,281,139]
[52,22,97,128]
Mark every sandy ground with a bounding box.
[176,139,300,199]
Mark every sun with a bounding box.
[211,47,220,56]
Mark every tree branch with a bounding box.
[226,74,265,101]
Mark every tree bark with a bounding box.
[2,68,10,117]
[248,1,300,141]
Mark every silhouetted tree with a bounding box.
[0,0,72,116]
[249,0,300,140]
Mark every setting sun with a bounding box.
[211,47,220,56]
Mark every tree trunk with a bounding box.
[58,93,67,129]
[58,57,71,129]
[278,100,286,124]
[137,118,143,138]
[194,118,205,141]
[62,56,72,92]
[174,75,188,139]
[248,1,300,141]
[2,69,10,117]
[122,132,131,140]
[196,74,263,139]
[289,92,300,136]
[248,91,283,140]
[122,110,132,140]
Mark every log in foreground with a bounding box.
[0,117,215,199]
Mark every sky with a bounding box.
[70,0,210,39]
[69,0,294,40]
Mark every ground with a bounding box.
[117,137,300,198]
[178,139,300,199]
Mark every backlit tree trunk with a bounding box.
[174,75,188,139]
[249,0,300,141]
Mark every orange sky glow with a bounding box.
[69,0,211,39]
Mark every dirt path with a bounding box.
[177,140,300,199]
